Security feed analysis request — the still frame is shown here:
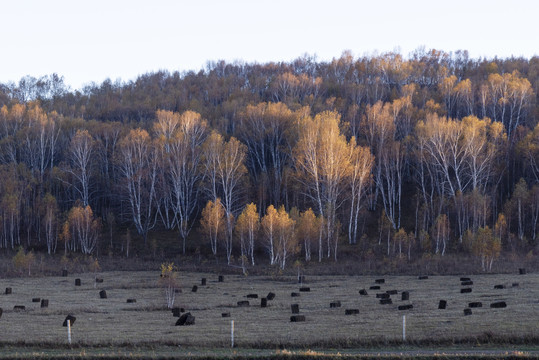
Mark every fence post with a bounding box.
[67,320,72,344]
[231,320,234,348]
[402,315,406,341]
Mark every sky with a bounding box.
[1,0,538,91]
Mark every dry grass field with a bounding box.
[0,270,537,348]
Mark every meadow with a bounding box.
[0,270,537,349]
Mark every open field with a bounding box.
[0,270,537,349]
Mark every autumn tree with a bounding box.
[470,226,501,272]
[274,205,297,269]
[261,204,278,265]
[64,129,95,206]
[235,202,259,267]
[200,198,225,256]
[41,193,58,254]
[62,204,101,254]
[294,208,320,262]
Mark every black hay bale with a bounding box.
[379,298,393,305]
[171,307,183,317]
[438,300,447,309]
[460,277,471,282]
[519,268,526,275]
[298,275,305,284]
[13,305,25,311]
[95,278,104,283]
[386,290,398,295]
[40,299,48,308]
[469,302,482,308]
[464,308,472,316]
[376,293,390,299]
[267,292,276,300]
[401,291,409,301]
[418,275,428,280]
[490,301,507,308]
[460,288,472,293]
[176,312,195,326]
[345,309,359,315]
[63,315,76,327]
[330,301,341,308]
[291,292,300,297]
[32,298,41,303]
[494,284,505,289]
[246,294,258,298]
[299,287,310,292]
[5,287,12,295]
[369,285,381,290]
[99,290,107,299]
[461,281,473,286]
[0,308,2,319]
[261,298,267,308]
[75,278,81,286]
[237,300,250,307]
[62,269,68,277]
[512,283,519,287]
[126,299,136,303]
[221,312,231,318]
[290,315,305,322]
[398,304,413,310]
[192,285,198,293]
[359,289,368,296]
[375,278,385,284]
[291,304,300,314]
[201,278,206,286]
[218,275,224,282]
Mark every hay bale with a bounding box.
[299,287,310,292]
[490,301,507,308]
[369,285,380,290]
[0,308,2,319]
[519,268,526,275]
[5,287,12,295]
[401,291,409,301]
[494,284,505,289]
[345,309,359,315]
[176,312,195,326]
[290,315,305,322]
[246,294,258,298]
[375,278,385,284]
[171,307,183,317]
[376,293,390,299]
[386,290,398,295]
[63,315,76,326]
[291,304,300,314]
[221,312,231,317]
[13,306,25,311]
[438,300,447,309]
[460,277,471,282]
[218,275,224,282]
[291,292,300,297]
[201,278,206,286]
[398,304,413,310]
[461,281,473,286]
[298,275,305,284]
[512,283,519,287]
[32,298,41,303]
[261,298,267,308]
[62,269,68,277]
[464,308,472,316]
[126,299,136,303]
[330,301,341,308]
[75,278,81,286]
[418,275,428,280]
[359,289,368,296]
[192,285,198,293]
[469,302,482,308]
[99,290,107,299]
[267,292,276,300]
[95,278,104,283]
[40,299,48,308]
[460,288,472,293]
[237,300,249,307]
[379,298,392,305]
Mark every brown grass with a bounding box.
[0,271,537,348]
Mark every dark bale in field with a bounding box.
[418,275,428,280]
[291,292,300,297]
[32,298,40,303]
[460,288,472,293]
[330,301,341,308]
[461,281,473,286]
[222,312,231,317]
[369,285,381,290]
[261,298,267,307]
[40,299,48,308]
[291,304,300,313]
[379,298,392,305]
[172,307,183,317]
[237,300,250,307]
[192,285,198,293]
[176,312,195,326]
[126,299,136,303]
[401,291,409,301]
[494,284,505,289]
[201,278,206,286]
[376,293,390,299]
[398,304,413,310]
[99,290,107,299]
[246,294,258,298]
[298,275,305,284]
[5,287,12,295]
[62,269,68,277]
[14,306,25,311]
[75,278,81,286]
[512,283,519,287]
[464,308,472,316]
[95,278,104,283]
[438,300,447,309]
[0,308,2,319]
[359,289,368,296]
[460,277,471,282]
[469,302,482,308]
[267,292,276,300]
[299,287,310,292]
[375,278,385,284]
[519,268,526,275]
[218,275,224,282]
[290,315,305,322]
[386,290,398,295]
[345,309,359,315]
[63,315,76,326]
[490,301,507,308]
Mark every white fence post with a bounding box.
[402,315,406,341]
[67,320,72,344]
[231,320,234,348]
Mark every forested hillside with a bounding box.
[0,49,538,270]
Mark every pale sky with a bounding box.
[1,0,538,91]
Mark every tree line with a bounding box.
[0,48,538,270]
